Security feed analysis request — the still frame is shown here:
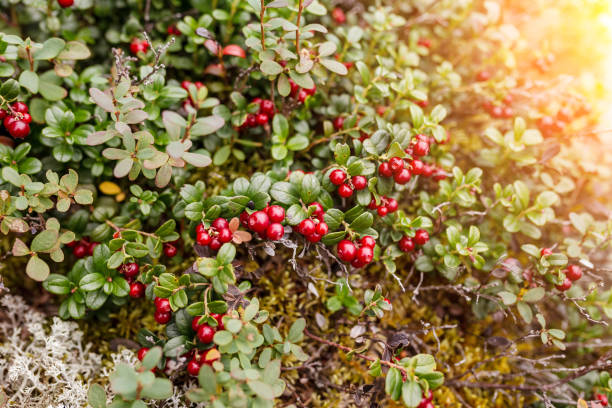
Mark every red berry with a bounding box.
[418,38,432,48]
[248,211,270,234]
[21,113,32,124]
[191,316,202,331]
[11,102,28,113]
[154,310,172,324]
[212,217,229,230]
[187,359,201,376]
[266,223,285,241]
[4,117,29,139]
[389,157,404,174]
[255,113,269,126]
[209,237,222,251]
[332,116,344,131]
[329,169,347,185]
[540,248,552,257]
[197,324,215,343]
[306,232,322,243]
[368,196,378,210]
[137,347,149,361]
[394,168,411,184]
[315,222,329,236]
[596,393,608,406]
[239,211,250,227]
[377,206,389,217]
[155,297,171,313]
[304,84,317,96]
[121,262,140,278]
[297,90,308,103]
[416,99,429,108]
[267,205,285,223]
[298,218,316,236]
[210,313,225,330]
[57,0,74,7]
[337,240,357,262]
[556,277,572,292]
[289,79,300,96]
[0,110,5,120]
[413,140,430,156]
[476,70,492,81]
[310,202,325,219]
[252,97,263,105]
[386,198,398,213]
[331,7,346,24]
[422,164,434,177]
[73,244,88,258]
[360,236,376,248]
[129,40,144,55]
[260,100,275,115]
[399,236,415,252]
[356,245,374,265]
[129,282,145,298]
[245,114,257,127]
[87,242,99,256]
[414,229,429,245]
[181,81,191,90]
[490,106,503,118]
[502,106,514,118]
[197,230,211,246]
[167,25,181,35]
[217,227,233,243]
[557,107,572,122]
[566,265,582,281]
[163,243,177,257]
[338,184,353,198]
[196,223,207,234]
[352,175,367,190]
[351,257,366,268]
[379,162,393,177]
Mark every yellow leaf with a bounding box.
[99,181,121,195]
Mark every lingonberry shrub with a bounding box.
[0,0,611,407]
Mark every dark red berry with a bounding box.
[209,237,222,251]
[394,168,411,184]
[197,324,215,343]
[73,244,88,258]
[596,393,608,406]
[217,228,233,243]
[389,157,404,174]
[413,140,430,156]
[163,243,177,257]
[155,297,171,313]
[121,262,140,278]
[556,277,572,292]
[315,222,329,235]
[352,175,367,190]
[356,245,374,265]
[337,240,357,262]
[245,114,257,127]
[266,223,285,240]
[255,113,269,126]
[210,313,225,330]
[196,230,211,246]
[386,198,398,213]
[87,242,99,256]
[298,218,316,236]
[57,0,74,7]
[332,116,344,131]
[129,282,145,298]
[137,347,149,361]
[338,184,353,198]
[187,359,201,376]
[267,205,285,223]
[360,236,376,248]
[240,211,250,227]
[11,102,28,113]
[4,117,29,139]
[399,236,415,252]
[379,162,393,177]
[351,257,366,268]
[310,202,325,219]
[306,232,322,243]
[566,265,582,281]
[154,310,172,324]
[191,316,203,331]
[414,229,429,245]
[368,197,378,210]
[329,169,347,186]
[212,217,229,230]
[304,84,317,96]
[260,100,275,115]
[289,79,300,96]
[0,110,5,120]
[248,211,270,234]
[377,206,389,217]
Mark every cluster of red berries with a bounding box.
[153,296,172,324]
[195,218,234,251]
[66,237,98,258]
[398,229,430,252]
[241,98,276,129]
[595,393,609,406]
[379,156,412,185]
[288,79,316,104]
[336,237,376,268]
[0,102,31,139]
[296,202,328,243]
[329,169,367,199]
[417,390,435,408]
[180,80,204,109]
[555,264,582,292]
[482,95,514,119]
[129,38,150,55]
[116,262,146,298]
[240,205,286,241]
[186,313,225,375]
[367,195,398,217]
[537,107,575,137]
[57,0,74,7]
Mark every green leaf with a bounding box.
[26,256,50,281]
[217,243,236,264]
[31,229,58,252]
[43,274,72,295]
[109,364,138,395]
[260,59,283,76]
[522,287,545,303]
[349,212,373,232]
[87,384,107,408]
[517,301,533,323]
[214,330,233,346]
[402,380,422,408]
[79,273,105,292]
[385,367,402,400]
[19,70,39,93]
[141,346,162,370]
[288,318,305,343]
[34,38,66,60]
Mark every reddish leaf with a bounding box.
[222,45,246,58]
